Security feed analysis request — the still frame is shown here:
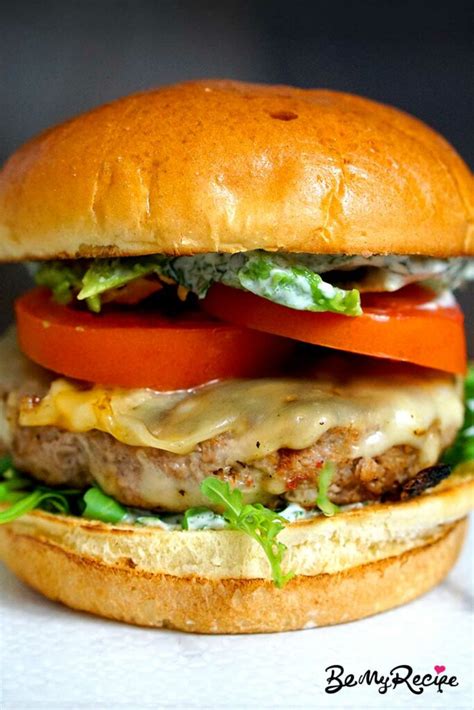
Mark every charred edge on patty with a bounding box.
[382,464,452,502]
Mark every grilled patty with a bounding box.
[7,420,452,511]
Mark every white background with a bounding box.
[1,522,472,710]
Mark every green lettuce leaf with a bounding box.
[237,254,361,316]
[0,490,72,524]
[35,261,84,305]
[82,486,128,523]
[77,257,168,311]
[315,461,340,516]
[0,457,76,523]
[200,476,294,588]
[443,364,474,467]
[0,455,14,476]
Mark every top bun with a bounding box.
[0,80,472,261]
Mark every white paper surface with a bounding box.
[1,520,473,710]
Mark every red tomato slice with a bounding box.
[203,284,467,374]
[15,288,294,390]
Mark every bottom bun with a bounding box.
[0,473,472,633]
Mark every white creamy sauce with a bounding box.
[182,510,227,530]
[128,501,367,531]
[172,252,473,292]
[150,252,474,305]
[279,503,314,522]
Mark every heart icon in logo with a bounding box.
[434,665,446,674]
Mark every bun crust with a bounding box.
[0,474,472,633]
[0,519,466,633]
[0,80,472,261]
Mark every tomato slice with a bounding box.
[15,288,294,390]
[203,284,467,374]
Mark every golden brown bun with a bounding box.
[0,80,472,261]
[0,472,472,633]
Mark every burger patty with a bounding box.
[9,421,448,511]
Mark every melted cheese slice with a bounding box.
[17,366,463,464]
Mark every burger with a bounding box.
[0,80,472,633]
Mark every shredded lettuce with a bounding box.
[200,476,294,587]
[443,364,474,467]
